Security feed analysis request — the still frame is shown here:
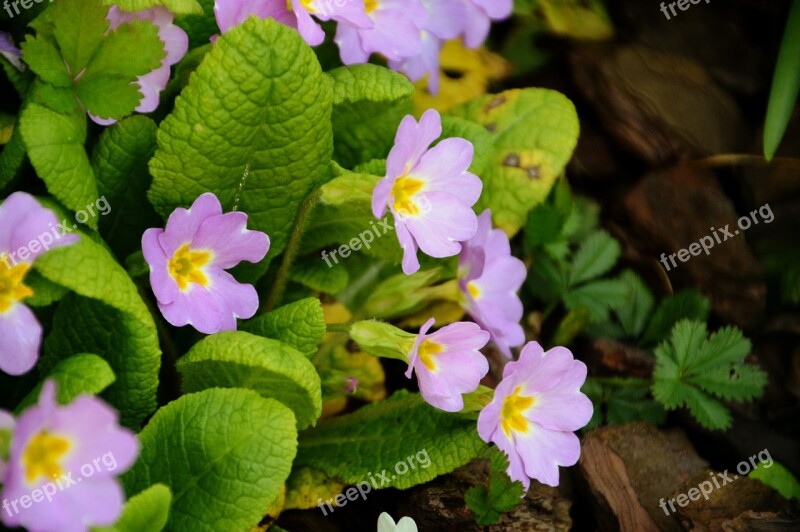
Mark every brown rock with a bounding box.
[621,164,766,329]
[571,45,747,165]
[578,423,709,531]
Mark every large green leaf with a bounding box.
[35,236,161,427]
[148,17,334,258]
[92,116,161,258]
[764,0,800,160]
[451,88,579,236]
[241,297,326,357]
[296,391,485,489]
[16,354,115,412]
[177,331,322,429]
[123,389,297,532]
[327,64,414,168]
[19,104,99,227]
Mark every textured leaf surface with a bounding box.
[296,391,484,489]
[328,64,413,168]
[451,89,579,235]
[123,389,297,532]
[36,237,161,427]
[92,116,161,258]
[177,331,322,429]
[102,0,203,15]
[148,18,333,257]
[241,297,325,357]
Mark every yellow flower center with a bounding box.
[0,256,33,314]
[391,176,424,217]
[500,386,534,436]
[417,339,444,372]
[364,0,378,13]
[168,244,211,291]
[467,281,481,300]
[287,0,314,11]
[22,432,71,484]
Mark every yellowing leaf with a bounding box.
[538,0,614,41]
[414,39,511,114]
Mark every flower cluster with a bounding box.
[213,0,512,93]
[0,381,138,531]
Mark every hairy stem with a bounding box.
[264,189,320,312]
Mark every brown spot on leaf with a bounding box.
[503,153,520,167]
[484,95,506,112]
[485,123,496,133]
[527,166,541,179]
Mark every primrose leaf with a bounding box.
[101,0,203,15]
[289,256,350,295]
[92,116,161,258]
[123,388,297,532]
[241,297,326,357]
[295,390,485,490]
[451,88,579,236]
[284,467,344,511]
[148,18,333,258]
[16,354,115,412]
[19,104,99,228]
[94,483,172,532]
[176,331,322,429]
[328,64,414,168]
[35,236,162,427]
[651,320,766,430]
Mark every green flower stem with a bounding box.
[264,189,320,312]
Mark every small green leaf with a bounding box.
[123,388,297,532]
[93,484,172,532]
[17,354,115,413]
[641,290,710,347]
[177,331,322,429]
[569,230,621,286]
[763,0,800,160]
[289,256,350,294]
[241,297,325,357]
[750,461,800,501]
[465,447,524,525]
[613,270,654,338]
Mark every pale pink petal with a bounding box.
[159,193,223,255]
[194,212,270,269]
[158,284,225,333]
[372,176,395,218]
[142,227,179,305]
[515,427,581,487]
[334,24,371,64]
[411,138,481,206]
[0,304,42,375]
[395,220,420,274]
[404,192,477,258]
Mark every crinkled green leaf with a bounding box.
[328,64,413,168]
[94,484,173,532]
[241,297,325,357]
[289,255,350,295]
[102,0,203,15]
[36,236,161,427]
[451,88,579,235]
[19,104,99,227]
[123,388,297,532]
[92,115,161,258]
[24,269,71,306]
[16,354,115,412]
[569,230,620,286]
[177,331,322,429]
[296,391,485,489]
[148,18,333,258]
[0,124,27,191]
[564,277,628,322]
